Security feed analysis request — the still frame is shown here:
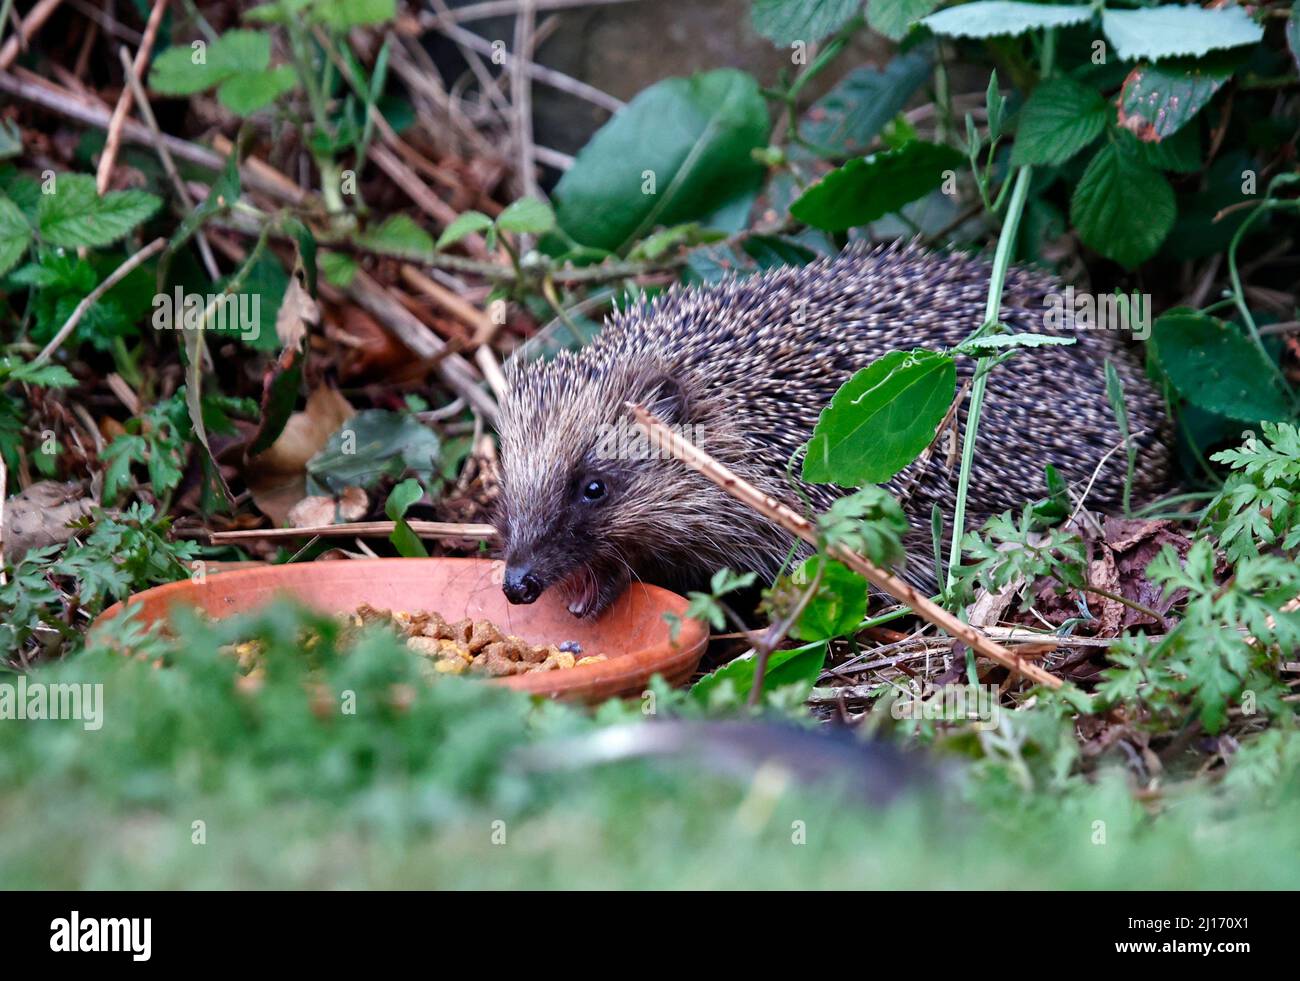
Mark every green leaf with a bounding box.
[751,0,861,44]
[790,141,963,231]
[804,349,956,486]
[922,1,1093,39]
[1152,311,1293,423]
[216,65,298,115]
[435,211,493,251]
[362,214,435,258]
[1117,58,1231,142]
[691,643,828,705]
[868,0,941,40]
[1129,121,1202,174]
[554,69,769,251]
[312,0,396,29]
[385,477,428,558]
[149,30,272,96]
[319,250,357,288]
[0,120,22,160]
[792,557,868,642]
[0,196,32,277]
[1069,143,1174,268]
[307,410,441,494]
[2,358,74,387]
[1010,75,1107,166]
[1101,6,1264,62]
[801,47,932,155]
[37,174,161,249]
[496,197,556,235]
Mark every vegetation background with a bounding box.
[0,0,1298,887]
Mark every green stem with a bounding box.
[945,165,1034,591]
[1226,199,1298,402]
[943,30,1057,593]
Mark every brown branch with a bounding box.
[511,0,540,200]
[96,0,169,194]
[0,0,64,71]
[0,69,305,204]
[208,520,498,544]
[116,44,220,279]
[627,403,1067,690]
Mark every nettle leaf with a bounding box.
[217,65,298,115]
[37,174,161,249]
[496,197,556,235]
[804,349,956,486]
[0,196,32,277]
[802,47,932,155]
[554,69,769,251]
[362,214,435,258]
[1116,59,1232,142]
[791,141,963,231]
[1010,75,1107,166]
[792,557,868,642]
[149,30,272,96]
[868,0,941,40]
[1069,142,1174,268]
[751,0,861,45]
[435,211,493,251]
[922,1,1093,39]
[1101,6,1264,62]
[1152,311,1293,423]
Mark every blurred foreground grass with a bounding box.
[2,601,1298,889]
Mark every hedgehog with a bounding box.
[494,241,1171,618]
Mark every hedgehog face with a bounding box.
[495,361,691,618]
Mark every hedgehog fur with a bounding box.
[494,241,1171,618]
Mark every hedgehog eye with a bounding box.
[580,479,607,502]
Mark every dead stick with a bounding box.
[0,70,303,204]
[0,0,63,71]
[96,0,168,194]
[209,520,498,544]
[627,402,1065,690]
[117,44,219,280]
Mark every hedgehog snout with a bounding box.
[503,563,544,605]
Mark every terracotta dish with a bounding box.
[91,558,709,702]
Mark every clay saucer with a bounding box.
[91,557,709,702]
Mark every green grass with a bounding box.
[2,601,1298,889]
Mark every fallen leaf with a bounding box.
[2,481,97,562]
[245,386,354,526]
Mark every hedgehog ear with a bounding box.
[634,371,691,427]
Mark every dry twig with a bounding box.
[627,403,1066,690]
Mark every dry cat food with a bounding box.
[220,606,605,680]
[350,604,606,678]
